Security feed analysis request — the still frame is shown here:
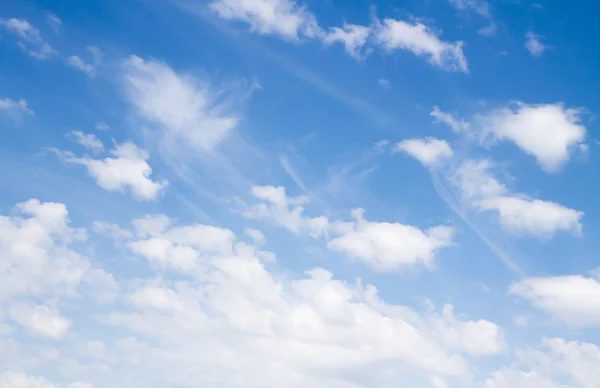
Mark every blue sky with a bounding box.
[1,0,600,387]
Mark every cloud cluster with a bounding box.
[244,185,456,271]
[0,17,57,59]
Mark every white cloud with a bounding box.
[57,141,167,201]
[92,221,134,240]
[8,303,72,339]
[478,196,583,237]
[524,31,547,56]
[67,383,94,388]
[46,13,61,34]
[209,0,320,40]
[0,17,57,59]
[0,371,55,388]
[68,56,94,76]
[328,208,455,272]
[68,46,103,77]
[245,228,266,245]
[243,185,330,238]
[478,102,586,172]
[452,160,583,238]
[0,199,89,302]
[0,97,34,122]
[373,19,468,72]
[431,106,470,132]
[69,130,104,153]
[448,0,490,16]
[323,23,371,59]
[484,338,600,388]
[377,78,391,88]
[394,137,453,167]
[95,122,109,131]
[122,56,239,151]
[95,215,501,387]
[510,275,600,327]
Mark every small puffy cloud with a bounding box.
[245,228,266,245]
[57,141,167,201]
[209,0,320,40]
[67,383,94,388]
[0,17,57,59]
[122,56,239,151]
[431,106,470,132]
[452,160,583,238]
[478,102,586,172]
[448,0,490,16]
[525,31,547,56]
[8,303,72,339]
[510,275,600,327]
[92,221,134,240]
[244,185,329,238]
[69,130,104,153]
[0,97,34,123]
[0,371,55,388]
[328,208,455,272]
[478,196,583,237]
[373,19,468,72]
[394,137,453,167]
[323,23,371,59]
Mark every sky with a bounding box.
[1,0,600,387]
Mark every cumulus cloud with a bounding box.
[524,31,547,56]
[245,186,455,271]
[8,303,72,339]
[323,23,371,59]
[0,371,55,388]
[0,17,57,59]
[452,160,583,237]
[56,141,167,201]
[510,274,600,327]
[67,46,103,77]
[122,56,239,151]
[209,0,320,40]
[328,208,455,272]
[478,102,586,172]
[373,19,468,72]
[394,137,453,167]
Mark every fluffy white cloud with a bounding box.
[524,32,547,56]
[122,56,239,151]
[478,102,586,172]
[478,196,583,237]
[373,19,467,72]
[69,130,104,153]
[395,137,453,167]
[328,209,455,272]
[510,275,600,327]
[323,23,371,59]
[448,0,490,16]
[0,199,89,301]
[0,17,57,59]
[94,215,500,387]
[0,371,55,388]
[209,0,320,40]
[57,141,167,201]
[484,338,600,388]
[8,303,72,339]
[244,186,455,272]
[243,185,330,238]
[452,160,583,238]
[431,106,470,132]
[0,97,34,122]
